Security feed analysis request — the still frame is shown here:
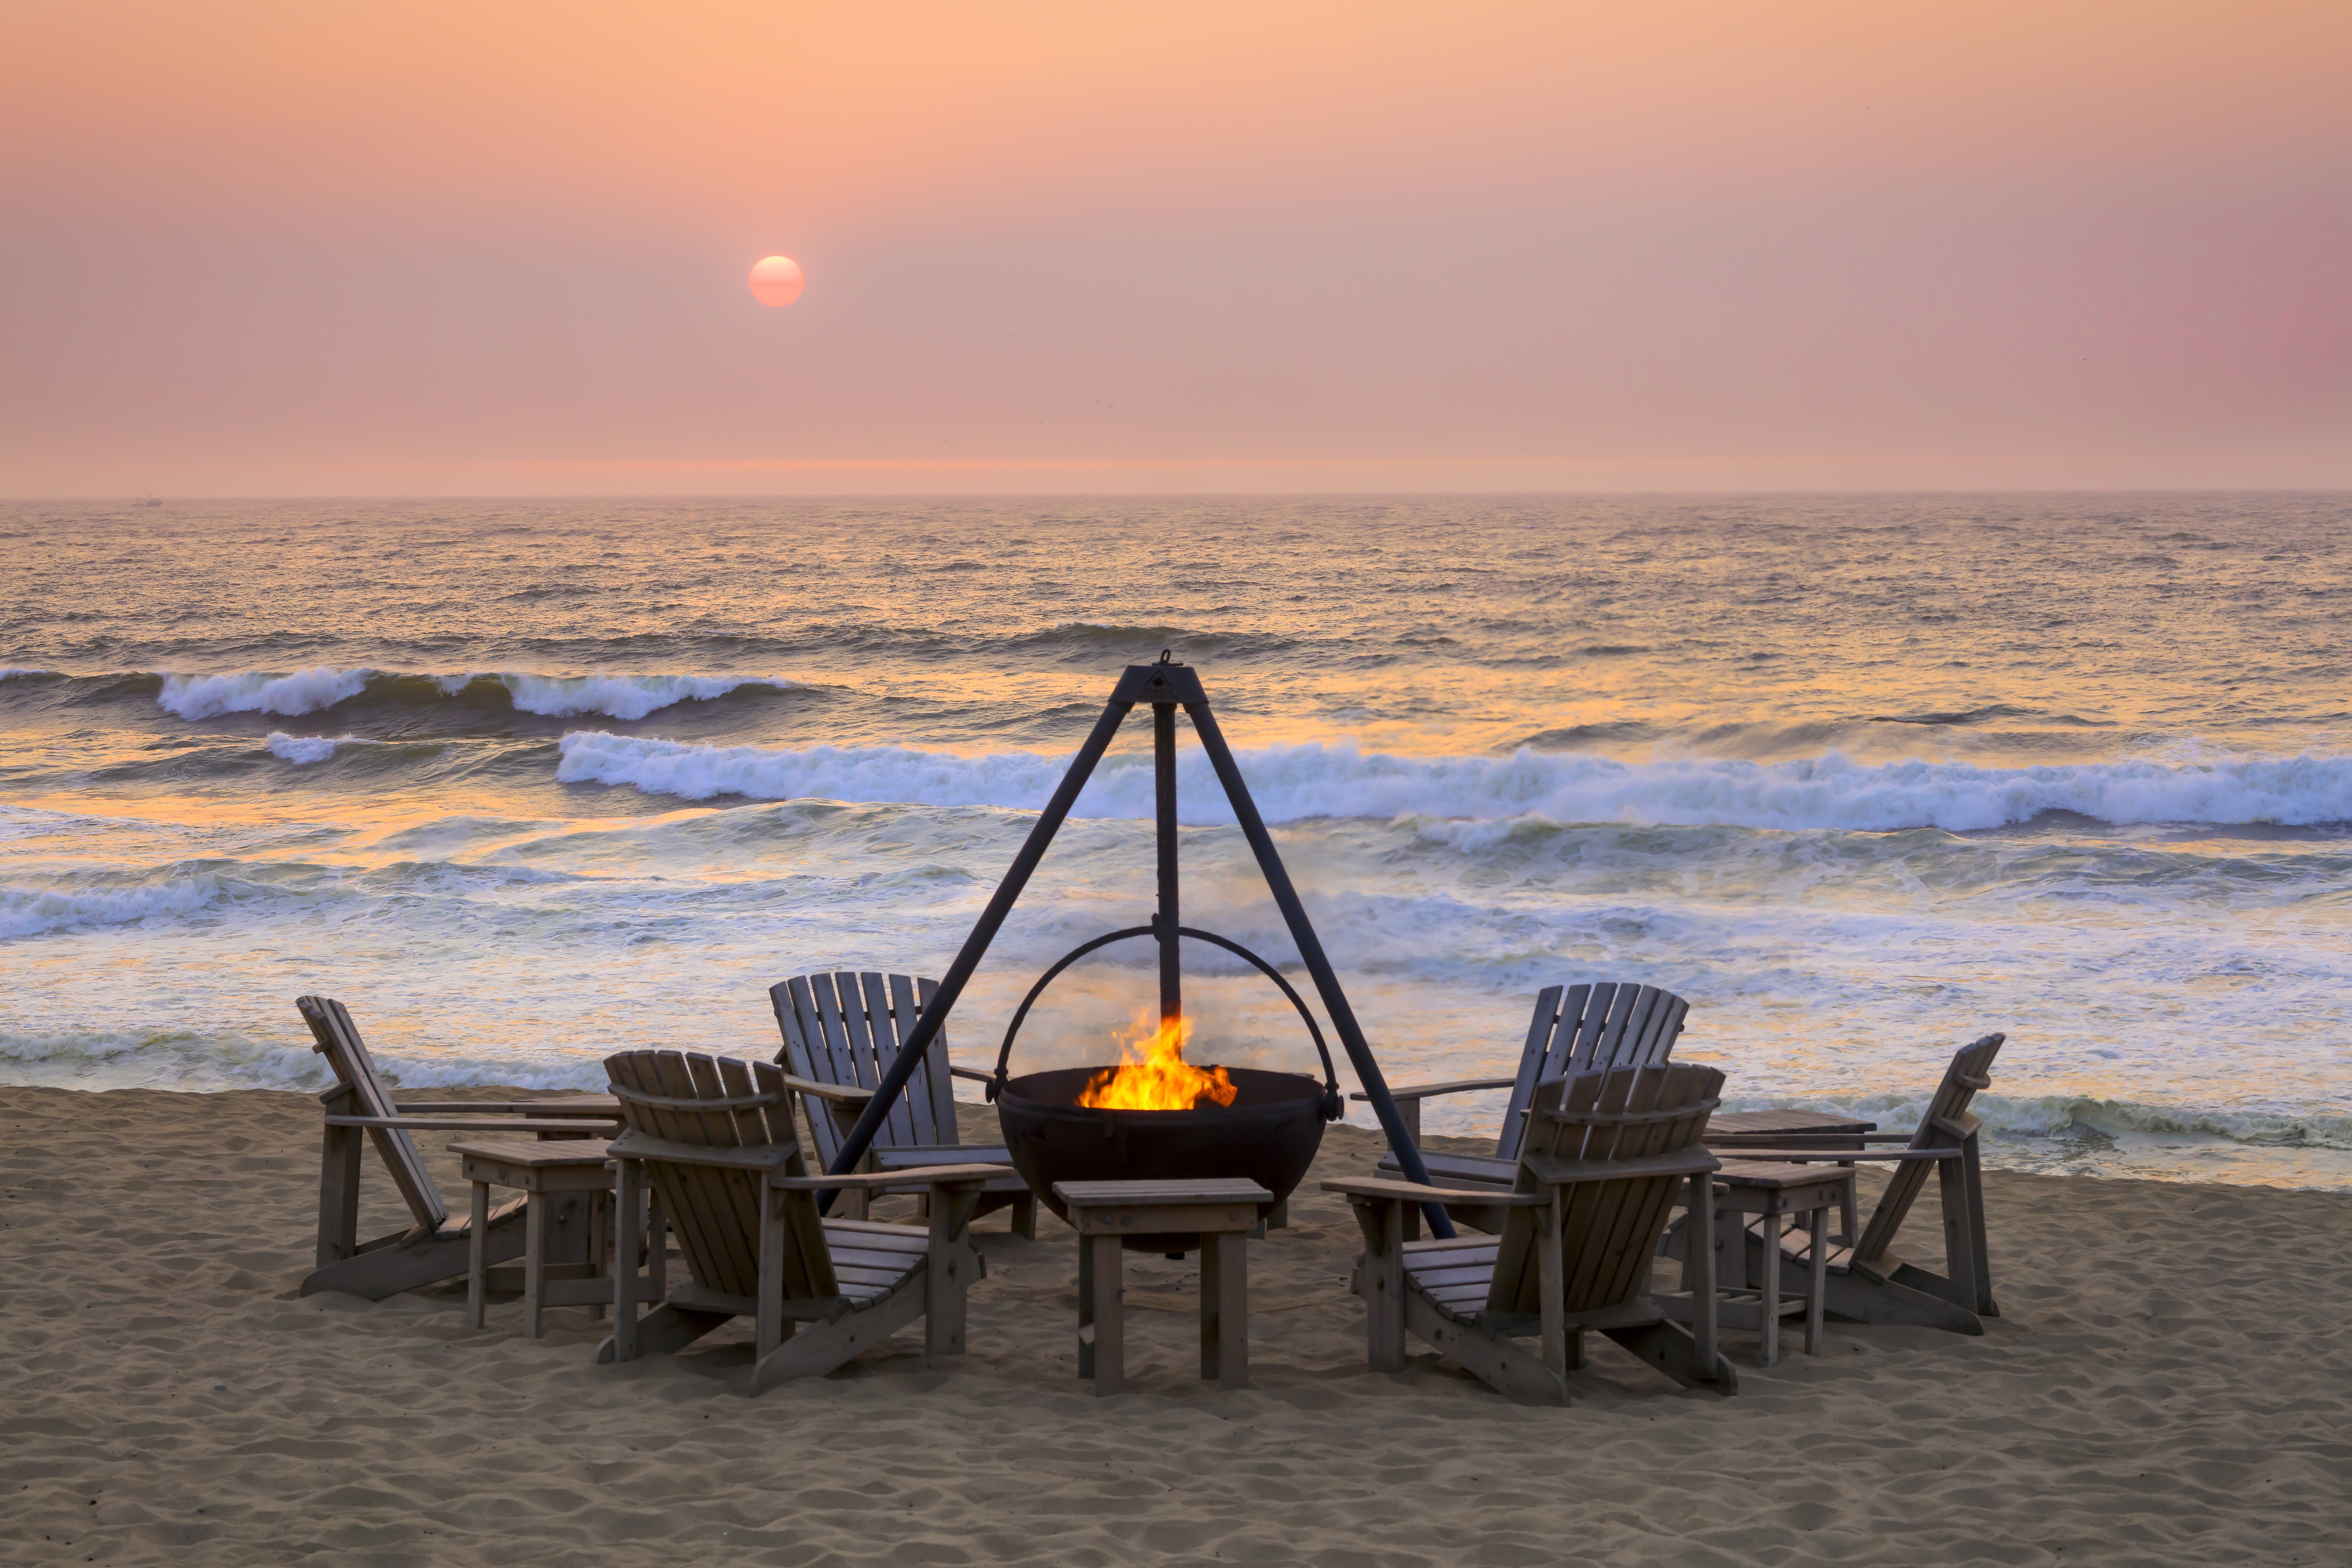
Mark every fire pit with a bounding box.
[987,925,1344,1251]
[818,658,1458,1244]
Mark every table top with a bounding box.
[1052,1178,1274,1207]
[1714,1158,1858,1191]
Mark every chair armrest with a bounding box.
[778,1074,875,1105]
[1349,1077,1515,1104]
[947,1066,993,1083]
[391,1100,619,1117]
[1322,1176,1548,1207]
[324,1115,616,1135]
[1713,1148,1964,1162]
[771,1162,1005,1191]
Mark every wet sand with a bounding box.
[2,1086,2346,1566]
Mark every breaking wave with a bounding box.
[132,667,795,721]
[553,734,2352,831]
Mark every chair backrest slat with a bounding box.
[773,976,840,1167]
[607,1048,835,1302]
[1494,983,1690,1163]
[1487,1061,1724,1317]
[770,970,962,1157]
[296,996,447,1232]
[1854,1034,2004,1266]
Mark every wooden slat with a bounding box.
[776,977,839,1169]
[1565,982,1618,1074]
[856,972,921,1146]
[1495,985,1563,1163]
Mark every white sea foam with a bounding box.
[0,874,226,940]
[158,666,369,719]
[265,732,343,764]
[553,734,2352,831]
[501,673,790,720]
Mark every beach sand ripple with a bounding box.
[1,1088,2347,1566]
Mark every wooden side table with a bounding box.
[449,1139,639,1338]
[1052,1179,1274,1395]
[1708,1109,1874,1245]
[1668,1159,1853,1366]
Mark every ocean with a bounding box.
[3,494,2348,1189]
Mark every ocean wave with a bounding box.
[552,734,2352,830]
[124,667,797,721]
[1738,1088,2352,1155]
[266,731,347,764]
[0,872,231,940]
[159,666,369,719]
[502,672,786,720]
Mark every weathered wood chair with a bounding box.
[771,971,1036,1236]
[1366,981,1689,1231]
[1327,1062,1737,1406]
[297,995,618,1299]
[595,1049,1001,1395]
[1670,1033,2005,1335]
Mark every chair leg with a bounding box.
[315,1106,362,1268]
[1806,1204,1826,1356]
[1938,1151,1983,1316]
[1962,1132,1996,1316]
[1362,1200,1407,1375]
[1536,1198,1567,1376]
[1688,1171,1718,1380]
[466,1179,489,1330]
[523,1194,547,1340]
[612,1158,642,1362]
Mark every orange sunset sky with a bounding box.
[3,1,2346,495]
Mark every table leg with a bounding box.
[1077,1231,1095,1380]
[1760,1195,1781,1369]
[647,1186,667,1301]
[1200,1233,1221,1381]
[466,1179,489,1330]
[1209,1231,1249,1390]
[523,1191,547,1341]
[589,1188,608,1322]
[1089,1235,1124,1396]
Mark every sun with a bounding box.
[748,255,804,307]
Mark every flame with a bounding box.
[1077,1012,1238,1111]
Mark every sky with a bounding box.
[3,1,2347,495]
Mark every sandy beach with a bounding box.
[3,1085,2346,1567]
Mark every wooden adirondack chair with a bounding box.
[1327,1062,1737,1406]
[297,995,620,1299]
[1368,982,1689,1231]
[1673,1033,2005,1335]
[770,971,1037,1237]
[594,1050,1000,1395]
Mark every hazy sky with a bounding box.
[4,2,2346,495]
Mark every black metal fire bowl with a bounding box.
[996,1066,1329,1251]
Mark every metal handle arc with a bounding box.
[986,922,1344,1120]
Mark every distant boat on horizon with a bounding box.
[131,494,163,508]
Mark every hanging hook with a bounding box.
[1158,647,1172,665]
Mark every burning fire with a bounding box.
[1077,1012,1238,1111]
